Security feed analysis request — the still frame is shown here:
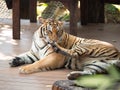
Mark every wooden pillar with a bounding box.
[80,0,88,25]
[87,0,104,23]
[29,0,37,22]
[98,0,104,23]
[12,0,20,39]
[69,0,78,36]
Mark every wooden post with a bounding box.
[69,0,78,36]
[80,0,88,25]
[12,0,20,39]
[29,0,37,22]
[98,0,104,23]
[87,0,104,23]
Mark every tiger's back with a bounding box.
[65,36,120,70]
[73,37,120,59]
[58,33,120,70]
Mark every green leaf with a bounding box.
[108,66,120,81]
[75,75,111,88]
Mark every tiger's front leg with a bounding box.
[51,42,79,59]
[19,52,65,74]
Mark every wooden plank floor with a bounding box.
[0,19,120,90]
[0,60,72,90]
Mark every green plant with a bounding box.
[75,66,120,90]
[105,4,119,14]
[105,4,120,23]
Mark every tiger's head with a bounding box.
[42,19,64,44]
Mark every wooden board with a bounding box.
[0,60,72,90]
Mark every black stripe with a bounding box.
[88,68,100,74]
[47,66,52,70]
[100,60,108,64]
[63,33,68,48]
[85,67,107,74]
[75,52,80,57]
[40,43,48,50]
[35,40,48,50]
[26,55,35,63]
[33,41,39,51]
[75,46,86,55]
[31,53,39,60]
[41,26,46,37]
[46,24,47,30]
[112,54,119,58]
[67,59,72,69]
[43,47,51,55]
[59,50,68,56]
[75,47,85,55]
[97,49,115,57]
[64,57,69,67]
[30,50,39,60]
[46,51,54,56]
[65,34,69,47]
[74,40,79,46]
[108,52,118,57]
[41,27,44,36]
[89,49,95,56]
[40,26,43,37]
[75,59,79,70]
[69,38,76,49]
[84,64,107,72]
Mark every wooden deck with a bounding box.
[0,19,120,90]
[0,60,71,90]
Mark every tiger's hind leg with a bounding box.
[67,60,120,80]
[19,53,65,74]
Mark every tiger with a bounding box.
[43,19,120,80]
[9,19,67,74]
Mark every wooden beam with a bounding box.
[12,0,20,39]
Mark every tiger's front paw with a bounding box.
[19,64,38,74]
[9,57,25,67]
[67,71,85,80]
[50,42,60,53]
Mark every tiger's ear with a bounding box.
[38,17,46,24]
